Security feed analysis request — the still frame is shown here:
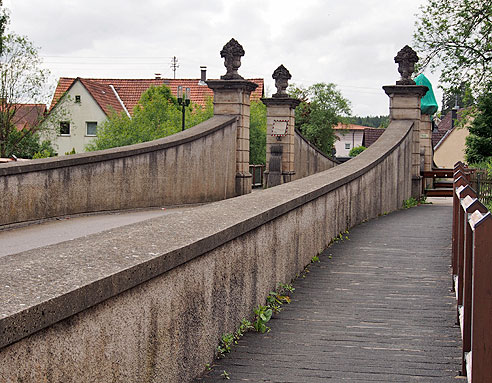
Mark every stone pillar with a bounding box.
[262,65,300,188]
[262,98,300,187]
[420,114,433,189]
[206,38,258,196]
[383,45,428,199]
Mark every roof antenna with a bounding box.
[170,56,179,79]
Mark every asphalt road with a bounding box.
[0,207,190,258]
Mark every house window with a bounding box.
[86,121,97,136]
[345,143,351,150]
[75,95,81,103]
[60,121,70,135]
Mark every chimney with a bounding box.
[155,73,162,80]
[198,66,207,85]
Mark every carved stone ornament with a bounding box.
[220,38,245,80]
[394,45,419,85]
[272,64,292,98]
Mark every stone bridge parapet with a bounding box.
[0,119,414,382]
[0,115,238,227]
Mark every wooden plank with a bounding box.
[425,189,453,197]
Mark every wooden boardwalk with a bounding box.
[197,202,462,382]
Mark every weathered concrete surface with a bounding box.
[293,128,337,180]
[0,115,237,227]
[198,204,461,382]
[0,120,413,382]
[0,206,200,258]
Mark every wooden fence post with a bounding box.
[468,209,492,382]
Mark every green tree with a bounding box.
[349,145,366,157]
[441,82,475,116]
[289,83,351,155]
[249,101,266,165]
[345,115,389,128]
[0,7,57,158]
[4,128,56,158]
[413,0,492,95]
[86,85,213,151]
[465,81,492,163]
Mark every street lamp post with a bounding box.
[177,86,190,131]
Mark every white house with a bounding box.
[333,123,366,158]
[47,74,264,155]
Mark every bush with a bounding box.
[349,145,366,157]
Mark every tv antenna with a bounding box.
[170,56,179,79]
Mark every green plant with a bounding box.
[253,305,273,333]
[205,363,211,371]
[216,318,253,358]
[32,149,52,159]
[277,282,295,294]
[64,147,76,155]
[221,370,230,380]
[236,318,253,337]
[311,255,320,263]
[249,101,267,165]
[402,197,419,209]
[402,196,429,209]
[349,145,366,157]
[217,332,235,356]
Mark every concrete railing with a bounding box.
[0,115,238,227]
[0,119,414,382]
[452,162,492,382]
[293,128,338,180]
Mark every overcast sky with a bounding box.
[4,0,441,116]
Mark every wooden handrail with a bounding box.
[452,162,492,381]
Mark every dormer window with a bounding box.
[75,95,81,103]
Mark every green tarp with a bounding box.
[415,74,438,115]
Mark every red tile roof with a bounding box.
[333,123,368,131]
[79,79,123,116]
[11,104,47,131]
[50,77,264,117]
[363,128,385,147]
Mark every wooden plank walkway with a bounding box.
[197,202,462,382]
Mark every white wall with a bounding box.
[49,81,108,155]
[334,130,364,157]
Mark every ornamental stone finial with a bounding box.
[272,64,292,98]
[394,45,419,85]
[220,38,245,80]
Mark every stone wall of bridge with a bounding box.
[293,128,338,179]
[0,119,414,383]
[0,115,238,227]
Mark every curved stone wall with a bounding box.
[0,121,414,382]
[293,128,338,179]
[0,115,238,227]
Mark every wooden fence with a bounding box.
[452,161,492,382]
[470,169,492,209]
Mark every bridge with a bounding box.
[1,41,490,382]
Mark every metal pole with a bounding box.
[182,103,185,131]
